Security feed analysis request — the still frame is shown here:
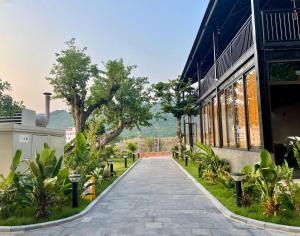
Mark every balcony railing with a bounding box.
[262,8,300,42]
[198,17,253,97]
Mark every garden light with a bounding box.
[124,155,128,168]
[185,154,188,166]
[109,160,114,177]
[230,173,245,207]
[69,172,81,208]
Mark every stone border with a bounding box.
[172,158,300,234]
[0,159,141,233]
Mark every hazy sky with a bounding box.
[0,0,209,113]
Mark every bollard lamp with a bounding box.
[69,172,81,208]
[230,173,245,207]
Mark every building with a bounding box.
[65,127,76,143]
[0,109,65,176]
[181,0,300,172]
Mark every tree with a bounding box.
[153,77,197,159]
[0,79,24,116]
[96,75,153,148]
[47,39,121,132]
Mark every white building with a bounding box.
[65,127,76,143]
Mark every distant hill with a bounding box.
[48,104,176,138]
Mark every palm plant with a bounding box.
[0,150,25,217]
[253,150,288,216]
[26,144,64,218]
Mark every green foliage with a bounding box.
[126,142,138,154]
[292,138,300,167]
[26,144,67,218]
[194,142,230,183]
[0,79,24,116]
[153,78,197,119]
[64,132,90,171]
[252,150,291,216]
[0,150,28,217]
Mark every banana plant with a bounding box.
[26,144,64,218]
[254,150,288,216]
[0,150,23,217]
[292,138,300,167]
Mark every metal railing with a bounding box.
[199,17,253,97]
[262,8,300,42]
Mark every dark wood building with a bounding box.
[181,0,300,171]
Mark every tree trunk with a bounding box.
[71,107,85,133]
[98,120,125,148]
[176,117,183,160]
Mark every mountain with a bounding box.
[48,104,176,138]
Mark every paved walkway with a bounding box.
[5,158,296,235]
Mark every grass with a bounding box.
[176,158,300,227]
[0,157,136,226]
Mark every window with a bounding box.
[225,87,235,147]
[234,79,247,148]
[208,102,214,146]
[220,92,228,147]
[213,97,219,147]
[202,106,208,145]
[246,69,261,148]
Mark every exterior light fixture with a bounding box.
[230,173,245,207]
[109,160,114,177]
[185,154,188,166]
[69,172,81,208]
[124,155,128,168]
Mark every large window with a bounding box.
[200,68,261,150]
[220,92,228,147]
[246,70,261,148]
[234,79,247,148]
[225,87,235,147]
[213,97,220,147]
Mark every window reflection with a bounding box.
[246,70,261,148]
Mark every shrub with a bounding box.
[26,144,66,218]
[194,142,231,183]
[0,150,29,217]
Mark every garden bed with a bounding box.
[0,158,135,226]
[175,158,300,227]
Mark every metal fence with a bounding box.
[262,9,300,42]
[0,113,22,124]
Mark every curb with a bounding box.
[0,158,141,233]
[171,158,300,235]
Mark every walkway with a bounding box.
[6,158,295,235]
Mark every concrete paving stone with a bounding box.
[2,158,295,236]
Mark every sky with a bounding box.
[0,0,209,113]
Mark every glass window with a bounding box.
[213,97,220,147]
[220,92,228,147]
[225,87,236,147]
[234,79,247,148]
[269,62,300,81]
[246,69,261,148]
[202,106,207,145]
[207,102,214,146]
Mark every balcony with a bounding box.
[262,8,300,43]
[197,17,254,98]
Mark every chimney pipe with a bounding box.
[43,92,52,119]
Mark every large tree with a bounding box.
[0,79,24,116]
[47,39,124,132]
[96,75,153,148]
[47,39,153,146]
[153,78,197,159]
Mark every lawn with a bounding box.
[176,158,300,227]
[0,157,136,226]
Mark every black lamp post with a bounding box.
[109,160,114,177]
[69,172,81,208]
[124,155,128,168]
[132,152,135,162]
[185,154,188,166]
[230,173,245,207]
